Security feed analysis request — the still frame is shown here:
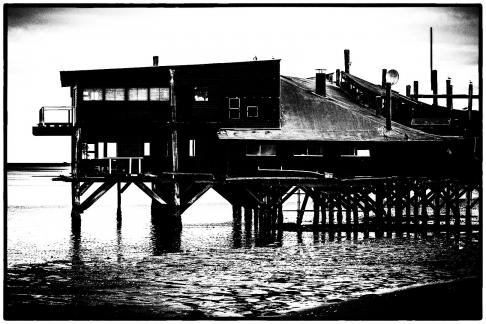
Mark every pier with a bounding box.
[33,50,481,239]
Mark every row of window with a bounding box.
[246,144,371,157]
[83,142,370,159]
[83,88,170,102]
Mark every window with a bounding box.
[340,148,371,157]
[150,88,169,101]
[144,143,151,156]
[105,88,125,101]
[229,97,240,119]
[194,87,209,102]
[293,144,323,156]
[189,139,196,157]
[128,88,148,101]
[84,143,96,159]
[356,149,370,157]
[246,144,277,156]
[247,106,259,118]
[107,143,117,157]
[98,142,105,158]
[83,88,103,101]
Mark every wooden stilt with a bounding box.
[421,184,429,233]
[328,194,335,229]
[313,192,320,229]
[320,194,327,228]
[117,182,122,219]
[71,127,82,217]
[434,183,441,231]
[244,206,252,230]
[233,204,242,227]
[375,185,384,238]
[336,193,343,228]
[296,191,310,227]
[465,185,472,231]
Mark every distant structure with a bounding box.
[33,50,480,239]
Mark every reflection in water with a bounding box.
[150,214,181,255]
[70,215,81,265]
[116,215,123,263]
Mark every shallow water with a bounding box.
[6,167,481,318]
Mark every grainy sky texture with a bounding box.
[6,6,480,162]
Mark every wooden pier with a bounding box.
[34,51,481,239]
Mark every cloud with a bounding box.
[6,6,69,29]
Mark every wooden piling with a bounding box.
[375,184,384,237]
[296,191,309,227]
[244,206,252,230]
[382,69,387,87]
[71,127,82,217]
[336,193,343,228]
[433,184,441,231]
[446,78,453,111]
[468,82,473,132]
[465,186,472,231]
[336,69,341,86]
[385,83,392,130]
[406,85,411,97]
[344,49,350,73]
[313,193,320,229]
[253,207,259,233]
[320,195,327,228]
[233,204,242,227]
[117,182,122,219]
[431,70,438,107]
[413,81,419,101]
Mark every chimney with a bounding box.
[315,69,327,97]
[153,56,159,67]
[344,49,350,73]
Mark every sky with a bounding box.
[5,5,481,162]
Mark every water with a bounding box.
[6,167,481,318]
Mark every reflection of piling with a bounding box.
[150,206,181,255]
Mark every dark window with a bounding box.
[247,106,259,118]
[150,88,169,101]
[246,144,277,156]
[194,87,209,102]
[229,97,240,119]
[294,144,323,156]
[105,88,125,101]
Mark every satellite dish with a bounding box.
[386,69,399,85]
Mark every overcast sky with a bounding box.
[6,5,480,162]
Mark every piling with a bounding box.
[385,83,392,130]
[344,49,350,73]
[117,182,122,219]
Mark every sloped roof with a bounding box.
[217,76,443,142]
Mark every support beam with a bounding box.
[296,191,310,227]
[120,182,131,193]
[134,181,166,207]
[184,184,212,208]
[79,181,94,197]
[79,181,115,212]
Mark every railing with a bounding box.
[38,106,74,126]
[80,157,145,175]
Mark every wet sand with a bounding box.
[5,277,481,320]
[285,276,482,320]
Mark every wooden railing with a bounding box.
[38,106,74,125]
